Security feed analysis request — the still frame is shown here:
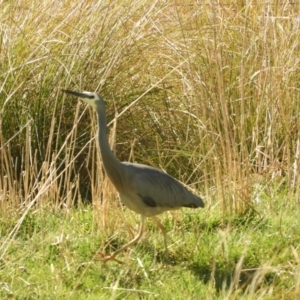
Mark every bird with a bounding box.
[62,89,205,263]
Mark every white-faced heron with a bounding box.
[63,89,205,262]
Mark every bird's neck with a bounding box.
[97,104,126,191]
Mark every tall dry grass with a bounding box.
[0,0,300,227]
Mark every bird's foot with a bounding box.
[94,252,123,264]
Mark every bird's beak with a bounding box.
[62,89,93,99]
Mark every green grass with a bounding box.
[1,203,299,299]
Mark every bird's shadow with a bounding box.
[139,243,274,293]
[189,262,249,292]
[95,236,275,293]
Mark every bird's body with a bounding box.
[63,89,204,262]
[119,162,203,216]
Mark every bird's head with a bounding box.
[62,89,103,109]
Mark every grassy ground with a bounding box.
[1,0,300,298]
[1,200,300,299]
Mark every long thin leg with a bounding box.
[100,215,146,263]
[151,216,168,254]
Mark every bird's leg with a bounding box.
[98,215,146,263]
[151,216,168,256]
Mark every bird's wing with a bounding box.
[123,163,204,209]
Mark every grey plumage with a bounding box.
[121,162,204,215]
[63,89,204,262]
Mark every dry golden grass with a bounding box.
[1,1,299,210]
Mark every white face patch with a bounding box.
[80,92,98,109]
